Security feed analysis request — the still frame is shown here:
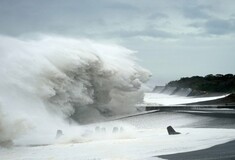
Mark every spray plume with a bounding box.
[0,35,151,144]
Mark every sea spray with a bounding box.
[55,122,137,144]
[0,107,30,147]
[0,35,151,145]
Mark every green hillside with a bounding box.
[167,74,235,93]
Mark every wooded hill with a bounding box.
[167,74,235,93]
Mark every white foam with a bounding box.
[144,93,228,106]
[0,35,151,144]
[1,104,235,160]
[1,127,234,160]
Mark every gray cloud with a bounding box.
[189,18,235,36]
[106,2,138,11]
[104,27,175,39]
[0,0,235,84]
[204,18,235,35]
[180,3,212,19]
[147,12,168,20]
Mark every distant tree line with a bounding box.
[167,74,235,93]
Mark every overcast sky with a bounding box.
[1,0,235,85]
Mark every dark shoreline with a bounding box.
[158,140,235,160]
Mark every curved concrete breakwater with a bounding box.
[144,93,232,106]
[146,85,235,107]
[153,86,193,97]
[153,85,234,97]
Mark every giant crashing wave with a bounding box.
[0,35,151,144]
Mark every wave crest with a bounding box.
[0,35,150,143]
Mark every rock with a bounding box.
[56,129,63,139]
[101,127,106,133]
[112,127,119,133]
[95,126,100,133]
[167,126,181,135]
[0,140,13,148]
